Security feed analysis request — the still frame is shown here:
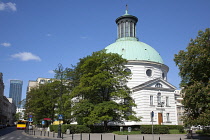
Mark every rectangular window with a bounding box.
[150,95,153,105]
[166,96,169,106]
[157,94,161,105]
[166,113,170,122]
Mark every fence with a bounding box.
[25,129,187,140]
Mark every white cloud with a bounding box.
[0,2,17,11]
[1,42,11,47]
[11,52,41,61]
[48,70,55,74]
[46,34,52,37]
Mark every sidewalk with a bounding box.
[24,128,209,140]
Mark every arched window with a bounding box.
[155,83,162,88]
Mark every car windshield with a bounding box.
[17,122,25,124]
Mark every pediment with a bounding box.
[132,78,176,92]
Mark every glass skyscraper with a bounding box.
[9,80,23,108]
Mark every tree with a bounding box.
[174,28,210,126]
[25,64,73,124]
[15,112,22,121]
[70,50,140,130]
[25,81,61,123]
[54,64,74,123]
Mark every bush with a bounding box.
[140,125,169,134]
[50,124,91,134]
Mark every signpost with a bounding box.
[28,118,33,122]
[57,114,63,138]
[58,114,63,120]
[151,111,154,140]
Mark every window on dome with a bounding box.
[162,73,165,79]
[130,22,134,37]
[146,69,152,77]
[121,22,124,37]
[125,21,129,37]
[124,68,131,73]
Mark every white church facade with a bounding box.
[105,9,178,125]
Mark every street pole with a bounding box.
[57,63,64,138]
[151,111,154,140]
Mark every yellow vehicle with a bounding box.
[16,120,28,129]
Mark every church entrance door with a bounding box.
[158,113,163,125]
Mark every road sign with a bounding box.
[28,118,33,122]
[58,114,63,120]
[151,111,154,118]
[42,120,45,125]
[29,115,33,118]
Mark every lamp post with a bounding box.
[56,64,64,138]
[159,101,164,125]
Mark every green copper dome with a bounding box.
[105,9,164,64]
[105,37,164,64]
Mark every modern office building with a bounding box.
[9,80,23,108]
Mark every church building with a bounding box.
[105,9,178,125]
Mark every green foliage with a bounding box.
[174,28,210,126]
[25,80,72,123]
[163,125,184,133]
[169,129,185,134]
[70,50,140,130]
[15,112,22,121]
[140,125,169,134]
[50,124,90,134]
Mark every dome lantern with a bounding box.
[115,5,138,39]
[105,6,164,64]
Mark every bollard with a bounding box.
[34,131,35,136]
[53,131,55,137]
[159,136,160,140]
[80,133,82,140]
[114,135,115,140]
[72,133,74,140]
[62,133,63,139]
[180,138,181,140]
[40,131,42,136]
[143,136,144,140]
[89,133,90,140]
[48,131,49,137]
[101,134,102,140]
[127,135,128,140]
[44,131,46,136]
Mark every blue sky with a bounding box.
[1,0,210,100]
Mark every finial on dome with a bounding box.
[125,4,128,15]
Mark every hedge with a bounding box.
[140,125,184,134]
[140,125,169,134]
[50,124,91,134]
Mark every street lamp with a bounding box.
[56,64,64,138]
